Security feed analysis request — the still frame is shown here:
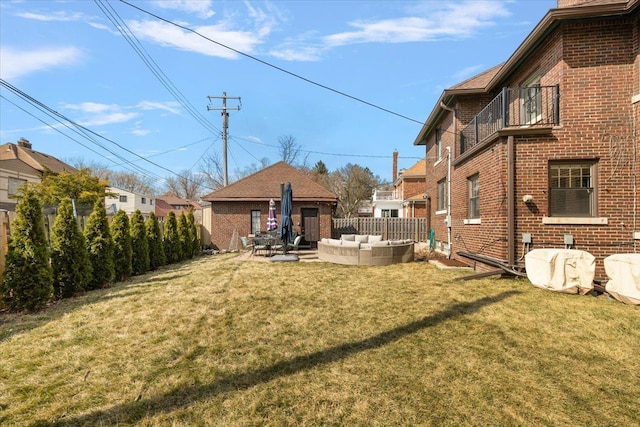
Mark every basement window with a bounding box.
[548,161,596,217]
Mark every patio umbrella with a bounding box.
[280,182,293,246]
[266,199,278,231]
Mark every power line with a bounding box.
[118,0,427,126]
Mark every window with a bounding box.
[549,161,595,217]
[435,128,442,161]
[251,210,261,234]
[521,74,542,125]
[8,177,26,197]
[437,179,446,211]
[150,199,154,205]
[141,197,147,204]
[468,174,480,219]
[119,195,128,203]
[381,209,398,218]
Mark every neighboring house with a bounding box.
[154,192,202,224]
[0,138,76,211]
[105,186,155,216]
[413,0,640,278]
[372,151,427,218]
[201,161,339,250]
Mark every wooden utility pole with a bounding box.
[207,92,241,186]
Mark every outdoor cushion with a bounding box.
[341,234,356,241]
[327,238,342,245]
[341,240,360,248]
[370,240,389,246]
[368,235,383,243]
[355,235,369,243]
[389,240,406,246]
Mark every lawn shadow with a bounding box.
[34,290,521,426]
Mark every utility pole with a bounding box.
[207,92,241,187]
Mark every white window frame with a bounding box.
[468,174,480,219]
[437,178,446,212]
[521,73,542,125]
[251,210,261,234]
[548,161,596,217]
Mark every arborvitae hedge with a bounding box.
[0,191,53,311]
[178,212,190,260]
[84,199,115,289]
[130,210,150,275]
[163,211,181,264]
[145,212,165,270]
[187,209,200,257]
[111,210,132,281]
[50,197,92,299]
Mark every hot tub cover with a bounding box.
[604,254,640,305]
[525,249,595,294]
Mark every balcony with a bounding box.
[372,189,403,202]
[460,85,559,154]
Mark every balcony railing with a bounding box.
[373,190,403,201]
[460,85,559,154]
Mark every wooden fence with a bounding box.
[332,217,427,241]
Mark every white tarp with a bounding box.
[604,254,640,305]
[525,249,595,294]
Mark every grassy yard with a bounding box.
[1,253,639,426]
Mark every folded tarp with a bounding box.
[604,254,640,305]
[525,248,595,294]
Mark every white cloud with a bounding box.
[132,128,152,136]
[15,11,88,22]
[61,102,139,127]
[126,19,260,58]
[323,0,509,47]
[136,101,182,115]
[0,46,83,80]
[151,0,215,19]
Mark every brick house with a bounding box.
[372,151,427,218]
[201,161,338,250]
[413,0,640,278]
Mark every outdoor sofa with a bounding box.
[318,234,414,266]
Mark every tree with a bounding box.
[130,210,150,275]
[324,164,380,218]
[200,151,269,190]
[313,160,329,175]
[84,199,115,289]
[66,158,157,195]
[163,211,181,264]
[28,168,109,209]
[177,212,190,260]
[278,135,309,167]
[145,212,165,270]
[111,210,132,281]
[164,170,205,200]
[50,197,92,299]
[0,190,53,311]
[187,209,200,257]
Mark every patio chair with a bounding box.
[286,235,302,254]
[240,236,255,255]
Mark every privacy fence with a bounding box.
[332,217,427,242]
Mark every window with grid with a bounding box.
[437,178,446,211]
[8,177,26,197]
[549,162,595,216]
[521,74,542,125]
[435,128,442,161]
[381,209,398,218]
[251,210,261,234]
[119,195,127,203]
[468,174,480,219]
[141,197,146,204]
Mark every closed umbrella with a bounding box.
[267,199,278,231]
[280,182,293,248]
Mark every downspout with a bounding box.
[507,135,515,266]
[440,101,456,259]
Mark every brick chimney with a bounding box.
[392,150,398,182]
[17,138,32,149]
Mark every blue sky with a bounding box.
[0,0,556,189]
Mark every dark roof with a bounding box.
[157,192,201,208]
[202,161,338,202]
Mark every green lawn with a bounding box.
[1,254,639,426]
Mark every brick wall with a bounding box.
[209,201,334,250]
[423,13,639,278]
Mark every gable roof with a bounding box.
[0,141,76,174]
[202,161,338,203]
[414,0,638,146]
[157,192,200,208]
[399,158,427,176]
